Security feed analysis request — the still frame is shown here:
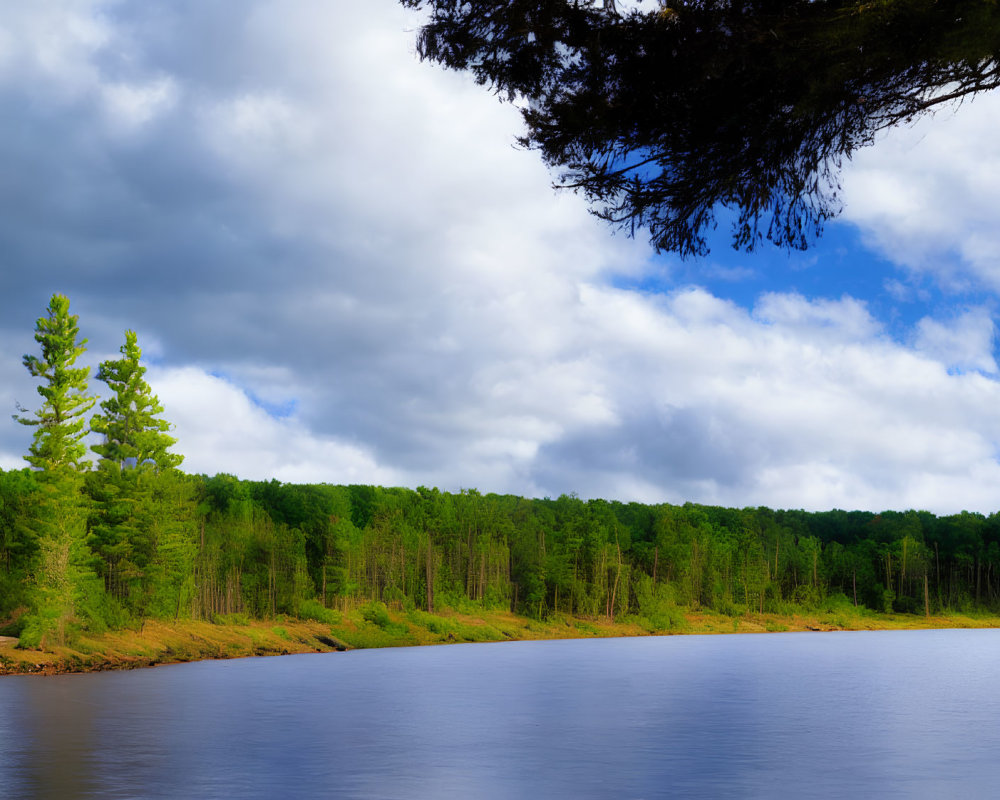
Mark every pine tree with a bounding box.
[91,330,183,471]
[12,294,97,646]
[14,293,96,470]
[87,330,183,613]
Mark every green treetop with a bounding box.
[91,330,183,471]
[14,293,97,470]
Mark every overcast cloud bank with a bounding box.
[2,1,999,515]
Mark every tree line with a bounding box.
[5,468,1000,645]
[3,295,1000,647]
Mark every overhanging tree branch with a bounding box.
[402,0,1000,256]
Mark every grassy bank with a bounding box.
[4,603,1000,677]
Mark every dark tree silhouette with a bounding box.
[401,0,1000,256]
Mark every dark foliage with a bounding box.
[402,0,1000,255]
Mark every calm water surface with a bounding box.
[2,629,999,799]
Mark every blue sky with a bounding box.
[626,219,994,353]
[1,1,999,514]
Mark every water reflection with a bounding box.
[2,629,1000,799]
[3,675,101,799]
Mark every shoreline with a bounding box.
[3,607,999,677]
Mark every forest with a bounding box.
[5,458,1000,647]
[5,295,1000,648]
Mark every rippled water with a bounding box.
[2,629,999,799]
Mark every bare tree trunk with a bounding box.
[609,539,623,623]
[479,552,486,602]
[509,549,516,613]
[900,538,907,598]
[466,526,474,599]
[599,547,608,617]
[425,541,434,613]
[935,541,941,599]
[269,550,276,617]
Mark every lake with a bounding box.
[2,629,998,799]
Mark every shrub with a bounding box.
[406,609,452,635]
[820,593,855,614]
[0,610,27,638]
[791,584,822,608]
[359,601,392,629]
[713,598,745,617]
[297,599,340,625]
[75,578,134,634]
[17,614,46,649]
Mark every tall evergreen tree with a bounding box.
[12,294,98,646]
[86,330,183,612]
[91,330,183,471]
[14,293,96,470]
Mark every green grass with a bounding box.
[211,613,250,626]
[9,603,1000,677]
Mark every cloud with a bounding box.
[527,287,1000,512]
[913,309,998,375]
[0,0,110,96]
[101,75,179,131]
[2,1,1000,516]
[753,292,883,341]
[841,92,1000,292]
[151,366,400,486]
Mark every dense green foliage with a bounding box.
[6,295,188,645]
[5,469,1000,643]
